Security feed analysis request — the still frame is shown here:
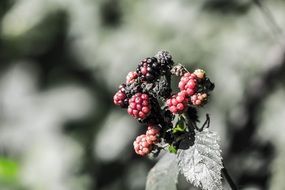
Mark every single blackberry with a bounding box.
[155,50,174,73]
[146,125,160,144]
[178,72,198,96]
[136,57,161,82]
[191,93,208,106]
[127,93,151,119]
[113,84,129,108]
[126,71,138,84]
[133,134,152,156]
[166,91,188,114]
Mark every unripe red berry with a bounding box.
[128,93,151,119]
[166,92,188,114]
[113,89,127,107]
[133,134,152,156]
[178,72,197,96]
[126,71,138,84]
[146,125,160,144]
[191,93,208,106]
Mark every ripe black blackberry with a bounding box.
[137,57,161,82]
[155,50,174,73]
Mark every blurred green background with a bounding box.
[0,0,285,189]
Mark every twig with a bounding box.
[253,0,283,41]
[200,114,210,131]
[222,163,238,190]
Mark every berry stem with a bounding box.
[182,112,197,133]
[222,163,238,190]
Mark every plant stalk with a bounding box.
[222,163,238,190]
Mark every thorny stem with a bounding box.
[222,163,238,190]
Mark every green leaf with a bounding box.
[172,116,186,133]
[168,145,177,154]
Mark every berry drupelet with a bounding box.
[137,57,161,82]
[166,91,188,114]
[128,93,151,119]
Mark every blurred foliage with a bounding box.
[0,157,19,182]
[0,157,26,190]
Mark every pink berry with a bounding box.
[167,92,188,114]
[179,72,198,96]
[128,93,151,119]
[190,93,208,106]
[126,71,138,84]
[133,134,152,156]
[113,89,127,107]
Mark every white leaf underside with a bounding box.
[146,153,179,190]
[177,129,223,190]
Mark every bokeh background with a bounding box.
[0,0,285,189]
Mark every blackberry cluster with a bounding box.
[113,50,215,157]
[136,57,160,82]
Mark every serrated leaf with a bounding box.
[146,153,178,190]
[177,129,223,190]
